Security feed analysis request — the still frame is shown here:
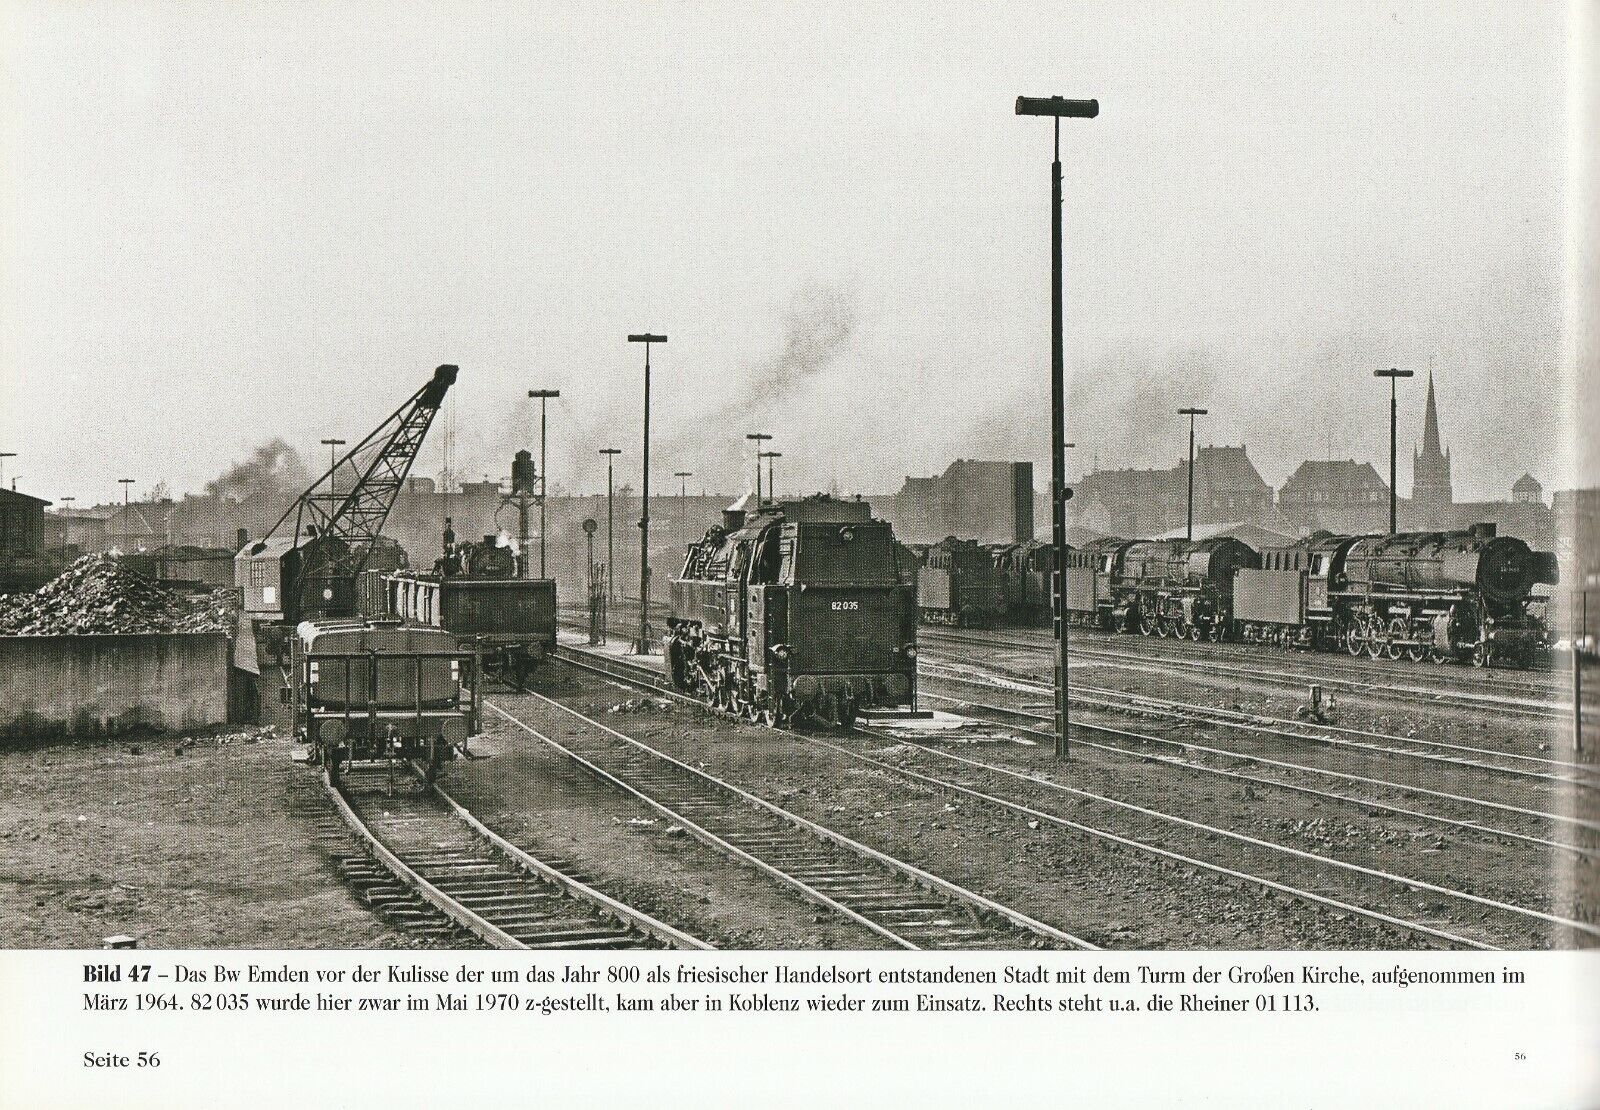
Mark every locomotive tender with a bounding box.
[359,530,556,685]
[666,495,917,727]
[915,537,1007,627]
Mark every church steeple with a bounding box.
[1421,370,1442,458]
[1411,368,1452,524]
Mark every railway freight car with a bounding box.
[1234,524,1557,665]
[666,495,916,728]
[290,617,480,785]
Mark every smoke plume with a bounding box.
[204,438,313,503]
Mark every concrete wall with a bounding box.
[0,632,230,739]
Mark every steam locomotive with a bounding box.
[913,523,1557,668]
[914,537,1007,627]
[665,495,917,727]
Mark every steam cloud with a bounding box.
[204,438,313,503]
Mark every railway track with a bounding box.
[921,627,1579,723]
[913,666,1598,858]
[918,653,1600,796]
[489,669,1090,951]
[323,761,708,950]
[550,642,1597,951]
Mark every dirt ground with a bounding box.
[0,730,398,949]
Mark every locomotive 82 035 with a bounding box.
[666,495,917,727]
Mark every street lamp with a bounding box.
[746,433,772,504]
[529,389,561,577]
[599,448,621,601]
[1373,368,1414,534]
[0,453,14,488]
[1016,92,1098,762]
[1177,408,1208,541]
[320,438,346,512]
[627,333,666,654]
[117,478,135,554]
[674,471,693,552]
[760,451,782,502]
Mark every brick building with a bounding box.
[881,460,1033,545]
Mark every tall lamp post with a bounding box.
[1178,407,1208,541]
[674,471,693,551]
[761,451,782,502]
[746,433,772,504]
[627,333,666,654]
[1374,368,1414,534]
[1016,92,1098,762]
[0,453,14,489]
[117,478,135,553]
[529,389,560,577]
[599,448,621,600]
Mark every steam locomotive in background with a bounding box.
[911,523,1558,668]
[666,495,917,727]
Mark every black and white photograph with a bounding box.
[1,1,1596,1105]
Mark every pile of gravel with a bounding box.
[0,554,239,636]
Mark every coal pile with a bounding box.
[0,555,239,636]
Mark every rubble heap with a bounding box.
[0,555,239,636]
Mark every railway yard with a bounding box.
[3,598,1593,953]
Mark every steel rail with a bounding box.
[489,680,1096,951]
[550,641,1595,950]
[919,660,1600,820]
[920,646,1593,778]
[322,769,525,949]
[834,733,1600,944]
[913,687,1595,859]
[921,627,1571,720]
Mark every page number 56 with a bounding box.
[1514,1053,1526,1061]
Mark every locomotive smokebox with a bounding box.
[511,450,538,498]
[723,508,746,531]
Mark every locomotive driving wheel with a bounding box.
[1471,642,1490,668]
[1385,618,1407,661]
[1344,622,1364,656]
[1139,611,1156,636]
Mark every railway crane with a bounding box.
[236,364,457,653]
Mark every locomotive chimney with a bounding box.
[236,527,249,550]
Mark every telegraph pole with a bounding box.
[1373,368,1414,534]
[600,448,621,601]
[320,438,346,513]
[529,389,560,577]
[674,471,693,551]
[117,478,135,553]
[627,334,666,654]
[1178,407,1207,541]
[746,433,772,505]
[1017,93,1098,762]
[761,451,782,502]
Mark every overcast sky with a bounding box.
[1,1,1592,507]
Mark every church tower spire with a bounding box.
[1411,368,1452,525]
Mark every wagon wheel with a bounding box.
[1188,622,1204,642]
[1385,618,1406,661]
[760,705,780,727]
[1156,617,1171,638]
[1471,642,1490,668]
[743,695,762,723]
[1429,647,1449,665]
